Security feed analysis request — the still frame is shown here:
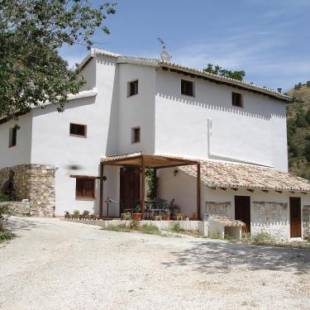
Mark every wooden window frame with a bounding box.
[75,177,96,201]
[9,127,18,148]
[131,127,141,144]
[127,80,139,97]
[232,92,243,108]
[70,123,87,138]
[181,79,195,97]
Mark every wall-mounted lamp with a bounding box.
[173,169,179,176]
[102,175,107,181]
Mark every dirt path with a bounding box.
[0,217,309,310]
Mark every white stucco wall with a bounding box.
[155,69,288,171]
[158,167,204,219]
[0,113,32,169]
[116,63,156,155]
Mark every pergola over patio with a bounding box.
[99,153,201,220]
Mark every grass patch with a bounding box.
[103,221,161,236]
[104,224,131,232]
[140,224,160,235]
[236,232,310,249]
[0,229,15,243]
[252,232,275,245]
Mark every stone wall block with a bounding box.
[0,164,56,216]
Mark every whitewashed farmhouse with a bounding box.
[1,48,310,240]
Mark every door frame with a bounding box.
[119,167,140,216]
[234,195,251,233]
[289,197,302,238]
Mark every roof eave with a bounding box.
[160,63,291,103]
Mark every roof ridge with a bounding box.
[86,47,290,102]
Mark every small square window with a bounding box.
[9,127,18,148]
[131,127,140,144]
[181,79,194,97]
[232,92,243,107]
[75,177,95,200]
[70,123,87,137]
[128,80,139,97]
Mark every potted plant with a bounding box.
[162,213,170,221]
[82,210,90,219]
[132,205,143,221]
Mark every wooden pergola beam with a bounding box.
[99,162,104,219]
[101,153,201,220]
[196,163,201,220]
[140,156,145,215]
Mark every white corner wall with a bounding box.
[0,113,32,169]
[30,55,119,216]
[117,63,156,154]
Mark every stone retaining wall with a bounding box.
[0,164,56,216]
[0,200,32,216]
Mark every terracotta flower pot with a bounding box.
[132,213,143,221]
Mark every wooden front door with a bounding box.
[120,167,140,214]
[290,197,301,238]
[235,196,251,233]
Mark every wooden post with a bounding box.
[140,156,145,216]
[99,163,104,219]
[197,163,201,220]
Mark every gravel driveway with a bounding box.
[0,217,309,310]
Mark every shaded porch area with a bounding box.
[99,153,201,220]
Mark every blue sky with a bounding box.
[60,0,310,91]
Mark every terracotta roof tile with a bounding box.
[180,160,310,193]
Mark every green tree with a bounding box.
[306,109,310,125]
[0,0,116,118]
[295,108,307,127]
[304,142,310,162]
[294,82,302,90]
[203,64,245,81]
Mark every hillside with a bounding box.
[287,83,310,180]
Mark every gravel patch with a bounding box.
[0,216,309,310]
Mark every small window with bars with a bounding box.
[131,127,140,144]
[127,80,139,97]
[181,79,194,97]
[232,92,243,107]
[9,126,18,148]
[70,123,87,137]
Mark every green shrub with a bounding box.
[169,222,184,233]
[72,210,80,218]
[0,230,15,243]
[252,232,275,244]
[140,224,160,235]
[129,220,140,230]
[0,193,10,202]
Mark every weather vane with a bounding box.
[158,37,171,62]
